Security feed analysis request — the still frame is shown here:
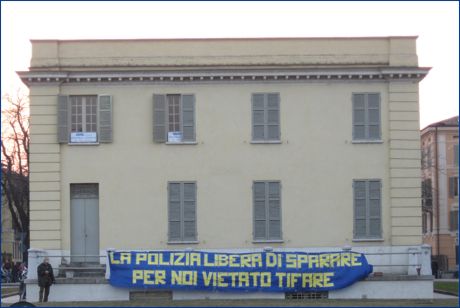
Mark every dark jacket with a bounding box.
[37,262,55,287]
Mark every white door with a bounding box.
[70,184,99,264]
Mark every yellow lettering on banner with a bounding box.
[202,272,214,286]
[135,253,147,265]
[183,271,196,286]
[240,255,251,268]
[204,254,215,267]
[341,253,350,266]
[266,253,277,268]
[239,272,249,287]
[323,272,334,287]
[217,272,228,287]
[252,254,262,267]
[229,255,238,267]
[147,253,158,265]
[276,272,286,287]
[286,254,296,268]
[312,273,323,288]
[218,255,229,266]
[289,273,301,288]
[120,252,131,264]
[261,272,271,287]
[297,255,308,268]
[249,272,260,287]
[159,253,169,266]
[109,252,119,264]
[143,270,155,285]
[174,253,184,266]
[191,253,201,266]
[309,255,318,269]
[228,272,238,287]
[132,270,143,283]
[172,271,181,285]
[351,253,362,266]
[302,273,312,288]
[132,270,166,285]
[319,254,330,268]
[330,253,340,267]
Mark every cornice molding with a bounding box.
[17,67,430,87]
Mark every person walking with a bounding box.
[37,257,55,302]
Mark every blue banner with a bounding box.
[108,250,373,292]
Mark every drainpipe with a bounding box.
[435,126,440,258]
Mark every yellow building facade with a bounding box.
[19,37,433,300]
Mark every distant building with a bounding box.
[421,116,459,275]
[1,186,23,263]
[19,37,433,301]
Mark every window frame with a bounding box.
[251,92,281,143]
[68,95,99,144]
[252,180,283,242]
[352,92,382,142]
[352,179,383,241]
[159,93,196,144]
[167,181,198,244]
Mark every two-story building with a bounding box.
[19,37,432,301]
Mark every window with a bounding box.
[450,210,458,231]
[252,93,280,142]
[253,181,282,241]
[168,182,197,242]
[422,212,427,234]
[449,177,458,198]
[353,179,382,239]
[58,95,113,143]
[352,93,381,141]
[422,179,433,207]
[153,94,195,143]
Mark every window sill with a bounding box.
[167,241,199,245]
[68,142,99,146]
[352,238,384,242]
[250,140,282,144]
[165,142,198,145]
[351,140,383,144]
[252,240,284,244]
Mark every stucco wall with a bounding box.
[26,38,424,252]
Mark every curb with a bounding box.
[1,292,19,299]
[434,289,458,297]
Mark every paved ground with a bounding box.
[1,294,458,307]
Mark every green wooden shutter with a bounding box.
[57,95,69,143]
[268,182,281,239]
[450,210,459,231]
[449,177,456,198]
[183,182,196,240]
[98,95,113,143]
[352,94,365,140]
[267,94,280,141]
[367,94,381,140]
[153,94,167,143]
[253,182,267,239]
[368,180,382,237]
[353,180,367,238]
[181,95,195,142]
[252,94,265,141]
[168,183,182,241]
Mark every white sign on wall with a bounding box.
[70,132,97,143]
[168,132,182,143]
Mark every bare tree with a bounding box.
[1,90,29,260]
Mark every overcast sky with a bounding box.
[1,1,458,128]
